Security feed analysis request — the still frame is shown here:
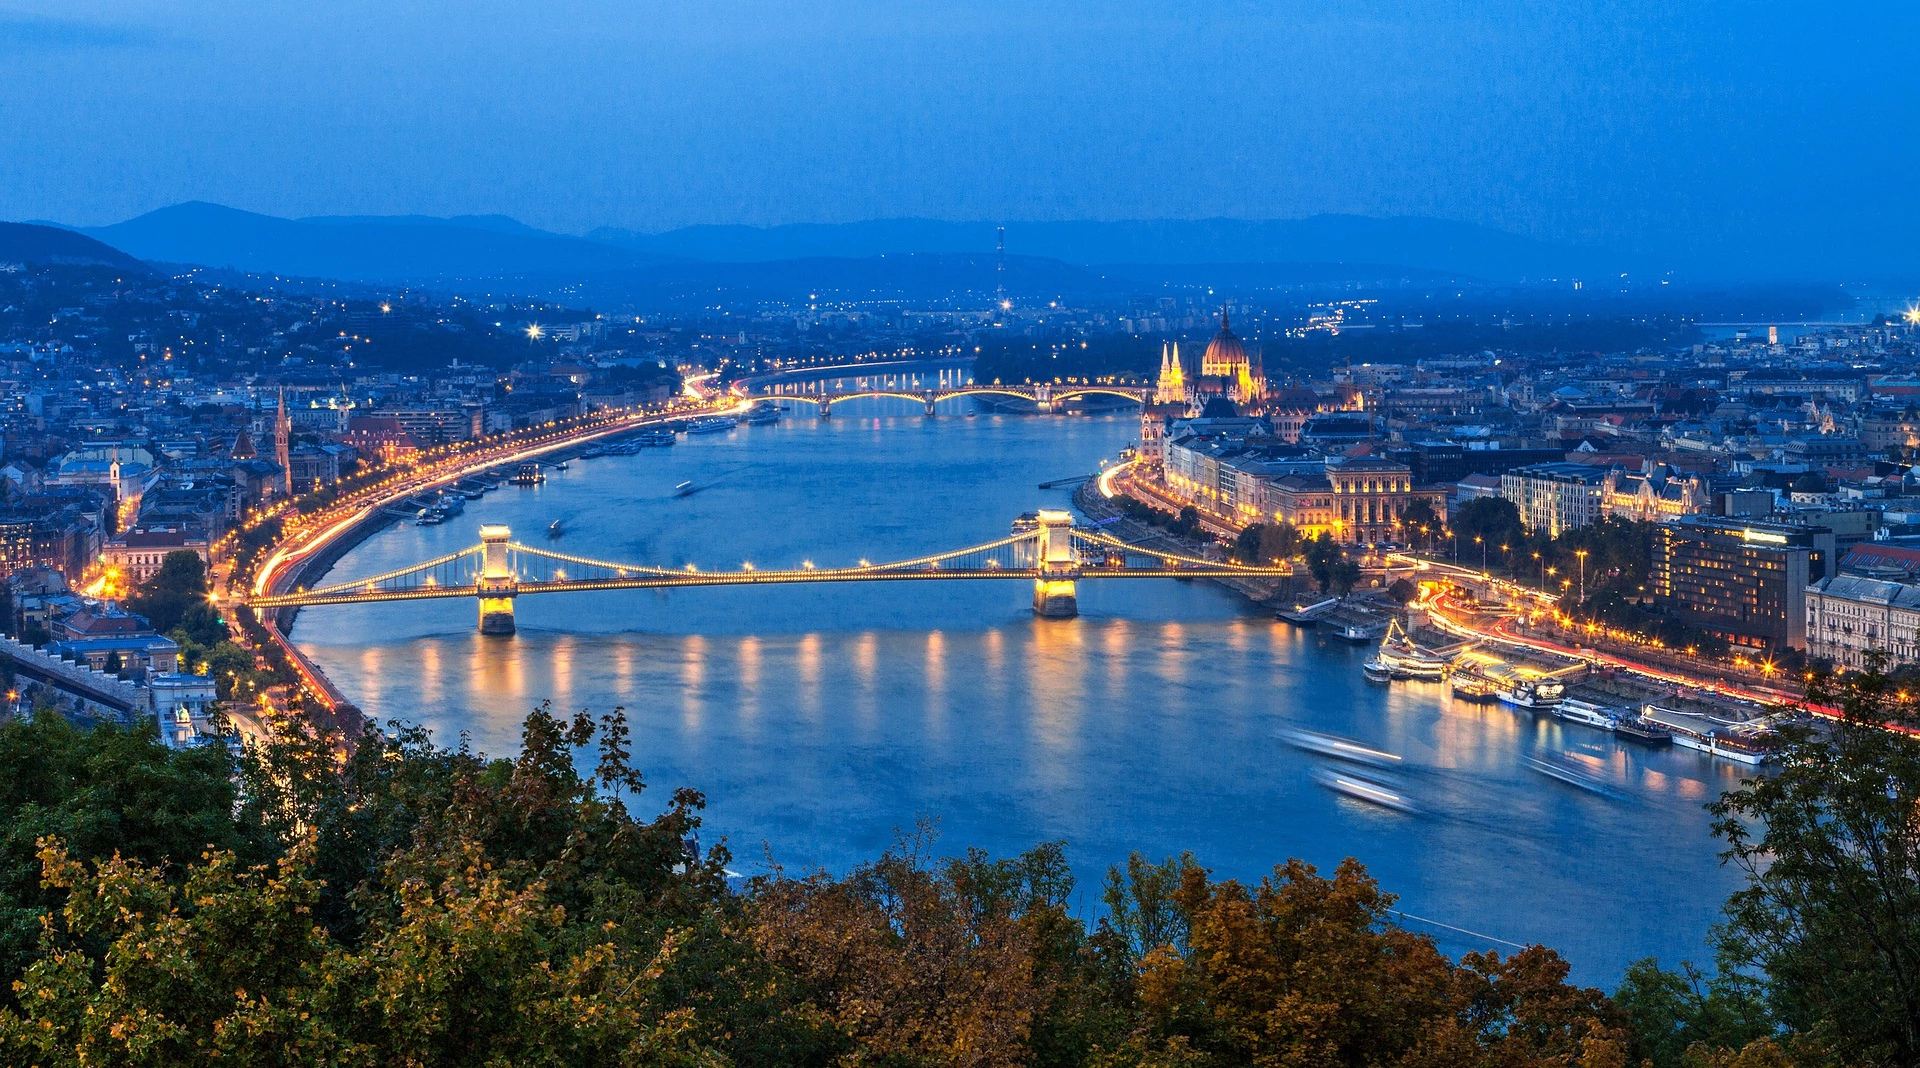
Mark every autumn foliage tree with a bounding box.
[1,703,1648,1067]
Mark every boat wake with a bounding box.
[1280,728,1404,768]
[1525,753,1624,799]
[1311,768,1419,814]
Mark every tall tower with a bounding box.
[274,388,292,496]
[1155,341,1187,405]
[995,225,1007,311]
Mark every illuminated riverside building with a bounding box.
[1501,462,1610,538]
[1320,458,1444,545]
[1805,574,1920,669]
[1601,463,1712,523]
[1262,458,1445,545]
[101,524,211,584]
[1160,422,1443,545]
[1653,517,1833,651]
[1152,310,1265,414]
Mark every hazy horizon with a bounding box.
[4,1,1916,275]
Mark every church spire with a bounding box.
[274,387,292,496]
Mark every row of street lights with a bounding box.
[1463,533,1587,603]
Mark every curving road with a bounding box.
[240,399,737,719]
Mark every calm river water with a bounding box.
[294,406,1749,984]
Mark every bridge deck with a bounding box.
[253,564,1290,608]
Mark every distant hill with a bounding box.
[76,202,680,283]
[0,222,148,272]
[592,215,1630,281]
[57,203,1640,289]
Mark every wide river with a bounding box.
[295,408,1748,985]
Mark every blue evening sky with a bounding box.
[1,0,1914,264]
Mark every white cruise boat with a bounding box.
[1553,697,1618,730]
[1640,704,1775,765]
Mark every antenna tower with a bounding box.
[995,225,1006,311]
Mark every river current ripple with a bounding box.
[294,408,1748,984]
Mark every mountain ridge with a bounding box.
[53,203,1631,287]
[0,222,150,273]
[75,202,679,283]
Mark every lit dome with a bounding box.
[1202,309,1247,374]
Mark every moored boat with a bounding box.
[1553,697,1617,730]
[1641,704,1774,765]
[1367,620,1449,681]
[687,416,734,434]
[1611,718,1674,747]
[1447,649,1567,711]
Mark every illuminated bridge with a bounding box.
[750,382,1149,416]
[249,511,1290,634]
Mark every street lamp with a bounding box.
[1575,549,1589,606]
[1532,550,1543,591]
[1474,535,1487,576]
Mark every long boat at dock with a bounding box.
[1639,704,1777,765]
[1446,649,1579,712]
[1363,620,1450,682]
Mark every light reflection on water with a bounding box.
[296,409,1750,983]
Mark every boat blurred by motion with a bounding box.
[1280,728,1404,768]
[1526,753,1622,798]
[1311,768,1418,814]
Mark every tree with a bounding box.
[1232,524,1266,565]
[750,827,1070,1067]
[1699,663,1920,1065]
[1229,523,1300,565]
[127,550,224,646]
[1453,497,1525,551]
[0,703,1651,1068]
[1401,499,1441,550]
[1099,855,1628,1067]
[1304,533,1343,593]
[1613,959,1771,1068]
[100,651,122,677]
[0,715,250,990]
[1259,521,1301,563]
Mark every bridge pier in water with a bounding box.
[1031,509,1079,618]
[476,524,519,635]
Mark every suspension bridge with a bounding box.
[248,511,1292,634]
[751,382,1149,416]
